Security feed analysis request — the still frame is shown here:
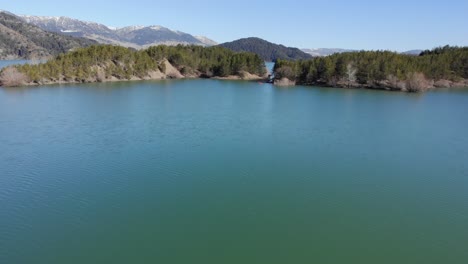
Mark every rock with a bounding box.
[434,79,452,88]
[451,81,467,88]
[274,78,296,86]
[238,71,264,80]
[146,70,165,80]
[163,59,184,79]
[427,79,435,89]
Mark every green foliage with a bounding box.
[146,45,266,77]
[16,44,266,82]
[220,37,312,62]
[274,46,468,86]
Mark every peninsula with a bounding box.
[0,45,268,87]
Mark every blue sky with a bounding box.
[2,0,467,51]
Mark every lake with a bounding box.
[0,60,34,69]
[1,80,468,263]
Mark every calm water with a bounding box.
[1,80,468,264]
[0,60,33,69]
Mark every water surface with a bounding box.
[0,60,33,69]
[1,80,467,263]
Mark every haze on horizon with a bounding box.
[2,0,467,51]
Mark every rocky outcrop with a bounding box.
[163,59,184,79]
[434,80,451,88]
[274,77,296,86]
[214,70,268,81]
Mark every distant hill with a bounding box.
[302,48,356,57]
[219,37,312,61]
[402,50,423,56]
[19,14,218,49]
[0,11,96,59]
[303,48,425,57]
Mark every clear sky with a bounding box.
[2,0,467,51]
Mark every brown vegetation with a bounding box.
[406,72,429,93]
[0,67,29,87]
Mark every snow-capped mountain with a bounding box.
[19,15,217,49]
[195,36,218,46]
[114,25,207,47]
[0,12,96,59]
[302,48,356,57]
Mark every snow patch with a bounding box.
[124,25,145,31]
[150,26,163,30]
[61,29,80,33]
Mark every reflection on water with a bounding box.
[1,80,468,264]
[0,60,31,69]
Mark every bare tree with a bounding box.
[346,62,357,88]
[0,67,29,87]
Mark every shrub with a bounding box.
[406,72,429,93]
[0,67,29,87]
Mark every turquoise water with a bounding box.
[0,60,32,69]
[1,80,468,263]
[265,61,275,73]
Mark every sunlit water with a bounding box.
[0,60,33,69]
[1,80,467,263]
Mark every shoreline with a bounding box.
[0,74,269,88]
[273,77,468,92]
[0,59,269,88]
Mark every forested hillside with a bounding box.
[274,46,468,92]
[0,45,267,86]
[220,37,312,62]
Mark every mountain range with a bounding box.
[401,50,423,56]
[20,15,217,49]
[0,9,427,61]
[0,11,96,59]
[301,48,356,57]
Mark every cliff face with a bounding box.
[0,12,96,59]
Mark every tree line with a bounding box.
[10,44,266,84]
[274,45,468,91]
